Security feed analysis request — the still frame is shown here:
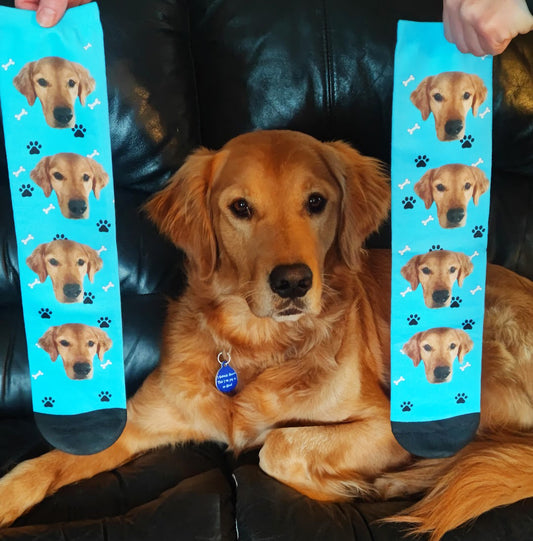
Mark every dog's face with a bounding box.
[38,324,112,380]
[414,164,489,228]
[13,56,95,129]
[30,153,109,219]
[410,71,487,142]
[146,130,390,322]
[403,327,473,384]
[26,239,103,303]
[401,250,473,308]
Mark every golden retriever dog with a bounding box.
[13,56,95,129]
[26,239,103,303]
[401,249,473,308]
[414,163,489,228]
[1,131,533,541]
[403,327,473,384]
[410,71,487,141]
[30,153,109,219]
[38,323,113,380]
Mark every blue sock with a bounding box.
[390,21,492,458]
[0,4,126,454]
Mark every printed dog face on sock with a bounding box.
[403,327,473,384]
[38,323,112,380]
[30,153,109,219]
[410,71,487,141]
[401,250,473,308]
[26,239,103,304]
[414,164,489,228]
[13,56,95,129]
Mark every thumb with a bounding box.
[36,0,69,27]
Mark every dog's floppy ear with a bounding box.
[38,327,59,362]
[321,140,390,269]
[95,328,113,361]
[26,243,49,283]
[13,62,36,106]
[85,246,104,282]
[403,333,422,367]
[410,76,432,120]
[414,169,435,209]
[470,74,488,117]
[401,255,421,290]
[30,156,53,197]
[455,251,474,287]
[88,158,109,199]
[145,147,227,280]
[470,166,490,205]
[455,329,474,364]
[75,62,96,106]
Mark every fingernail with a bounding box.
[36,7,57,27]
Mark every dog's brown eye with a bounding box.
[87,340,95,347]
[59,340,70,347]
[68,79,77,88]
[464,182,472,190]
[230,199,253,219]
[433,93,443,102]
[37,78,48,87]
[53,172,64,181]
[450,343,457,350]
[463,92,471,100]
[49,258,59,266]
[449,266,457,274]
[306,193,327,215]
[423,344,433,352]
[77,259,85,266]
[422,267,431,275]
[436,184,446,192]
[82,174,90,182]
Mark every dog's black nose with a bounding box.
[269,264,313,299]
[69,199,88,217]
[64,283,82,299]
[444,119,463,137]
[73,362,92,378]
[432,289,450,305]
[434,365,451,382]
[447,207,465,225]
[53,107,73,125]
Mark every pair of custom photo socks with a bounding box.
[0,4,126,454]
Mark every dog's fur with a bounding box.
[14,56,95,129]
[1,131,533,541]
[30,153,109,219]
[414,163,489,228]
[26,239,103,303]
[38,324,112,380]
[403,327,473,383]
[401,249,473,308]
[410,71,487,141]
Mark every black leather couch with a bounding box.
[1,1,532,539]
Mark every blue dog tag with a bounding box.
[215,352,238,393]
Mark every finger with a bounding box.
[14,0,40,9]
[36,0,69,27]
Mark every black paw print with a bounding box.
[19,184,34,197]
[27,141,42,155]
[455,393,468,404]
[402,196,416,210]
[83,292,95,304]
[429,244,443,252]
[472,225,486,238]
[99,391,111,402]
[72,124,86,138]
[98,316,111,328]
[415,155,429,168]
[38,307,52,319]
[462,319,475,330]
[407,314,420,326]
[401,401,413,412]
[460,135,474,149]
[42,397,55,408]
[97,219,111,232]
[450,296,462,308]
[53,233,67,240]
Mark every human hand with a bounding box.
[443,0,533,56]
[15,0,91,27]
